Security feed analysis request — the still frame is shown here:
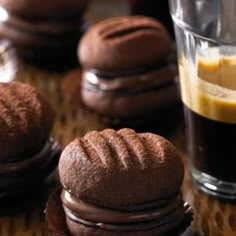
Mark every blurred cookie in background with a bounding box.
[0,0,92,69]
[78,15,180,134]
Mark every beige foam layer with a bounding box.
[179,55,236,124]
[197,56,236,90]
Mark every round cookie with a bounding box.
[59,128,184,205]
[0,82,53,162]
[0,81,61,201]
[47,128,193,236]
[79,15,172,72]
[78,16,180,130]
[0,11,87,67]
[0,0,90,20]
[0,1,91,67]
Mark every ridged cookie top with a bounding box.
[79,16,172,73]
[59,128,184,206]
[0,82,54,162]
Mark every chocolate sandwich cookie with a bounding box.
[0,82,60,201]
[46,128,193,236]
[0,0,90,21]
[0,0,91,68]
[78,16,180,132]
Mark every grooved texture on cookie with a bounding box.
[59,128,184,206]
[0,82,53,162]
[79,16,172,72]
[0,0,90,20]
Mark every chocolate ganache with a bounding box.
[81,62,179,118]
[88,58,169,79]
[82,64,177,94]
[61,189,192,232]
[0,138,61,198]
[82,55,178,92]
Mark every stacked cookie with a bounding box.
[0,81,60,201]
[0,0,91,67]
[46,128,193,236]
[78,16,180,131]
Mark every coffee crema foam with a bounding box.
[179,50,236,124]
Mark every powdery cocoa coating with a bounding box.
[79,16,172,72]
[0,0,90,20]
[59,128,184,206]
[0,82,54,162]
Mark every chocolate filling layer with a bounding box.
[89,58,168,78]
[0,138,61,193]
[82,64,177,95]
[0,138,56,175]
[61,189,191,232]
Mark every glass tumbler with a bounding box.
[169,0,236,200]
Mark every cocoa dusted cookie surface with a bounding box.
[79,15,172,72]
[0,82,60,201]
[78,16,179,124]
[46,128,193,236]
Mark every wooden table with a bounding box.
[1,1,236,236]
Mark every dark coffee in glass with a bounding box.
[184,105,236,182]
[178,54,236,199]
[170,0,236,200]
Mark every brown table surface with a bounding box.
[1,1,236,236]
